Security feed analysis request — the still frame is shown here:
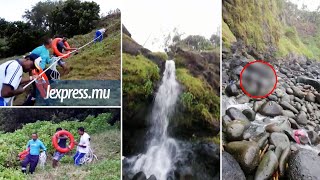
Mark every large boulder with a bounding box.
[225,141,260,173]
[269,132,290,149]
[254,151,278,180]
[295,111,308,126]
[258,101,283,117]
[297,76,320,92]
[222,152,246,180]
[226,107,249,121]
[288,149,320,180]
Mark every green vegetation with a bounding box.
[223,0,320,59]
[0,113,120,180]
[224,0,282,51]
[176,68,220,125]
[149,52,168,61]
[63,16,121,80]
[123,53,160,114]
[222,21,236,48]
[277,27,313,58]
[0,0,103,58]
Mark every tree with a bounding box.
[210,34,220,48]
[23,0,61,31]
[51,0,100,37]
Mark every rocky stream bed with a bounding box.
[222,48,320,180]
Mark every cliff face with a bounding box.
[223,0,319,61]
[122,26,220,155]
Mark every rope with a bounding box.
[22,33,103,89]
[80,147,98,165]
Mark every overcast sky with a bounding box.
[0,0,121,22]
[123,0,221,52]
[289,0,320,11]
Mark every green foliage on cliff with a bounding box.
[222,21,236,48]
[176,68,220,126]
[223,0,320,59]
[223,0,282,51]
[123,53,160,113]
[277,27,313,58]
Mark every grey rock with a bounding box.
[269,132,290,149]
[288,149,320,180]
[258,101,283,117]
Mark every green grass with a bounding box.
[149,52,168,61]
[28,130,120,180]
[63,18,121,80]
[176,68,220,125]
[0,113,121,180]
[224,0,282,51]
[123,53,160,100]
[222,21,236,48]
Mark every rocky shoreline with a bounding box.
[222,47,320,180]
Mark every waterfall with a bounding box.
[129,60,181,180]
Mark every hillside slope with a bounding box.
[223,0,318,60]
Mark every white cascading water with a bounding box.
[130,60,181,180]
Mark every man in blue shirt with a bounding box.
[52,127,68,168]
[23,38,53,106]
[21,133,47,174]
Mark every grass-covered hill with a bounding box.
[223,0,320,60]
[63,12,121,80]
[2,12,121,106]
[0,113,120,180]
[122,27,220,155]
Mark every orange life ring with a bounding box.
[32,69,50,99]
[52,38,71,59]
[18,148,29,161]
[52,130,75,153]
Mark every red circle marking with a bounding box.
[239,60,278,99]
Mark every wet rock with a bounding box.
[263,117,271,123]
[225,141,260,173]
[307,131,320,145]
[253,100,265,112]
[297,76,320,91]
[292,86,305,99]
[226,107,249,121]
[269,132,290,149]
[242,109,256,121]
[306,92,316,102]
[254,151,278,180]
[226,120,248,141]
[132,172,147,180]
[236,95,250,104]
[268,94,278,101]
[282,110,295,118]
[222,152,246,180]
[225,83,239,96]
[222,115,232,127]
[258,101,283,117]
[147,175,157,180]
[279,147,291,177]
[306,103,314,113]
[288,149,320,180]
[265,124,282,133]
[286,88,293,94]
[279,101,299,114]
[296,111,308,125]
[288,118,300,129]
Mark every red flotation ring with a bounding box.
[32,69,50,99]
[52,130,75,153]
[52,38,71,59]
[18,148,29,161]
